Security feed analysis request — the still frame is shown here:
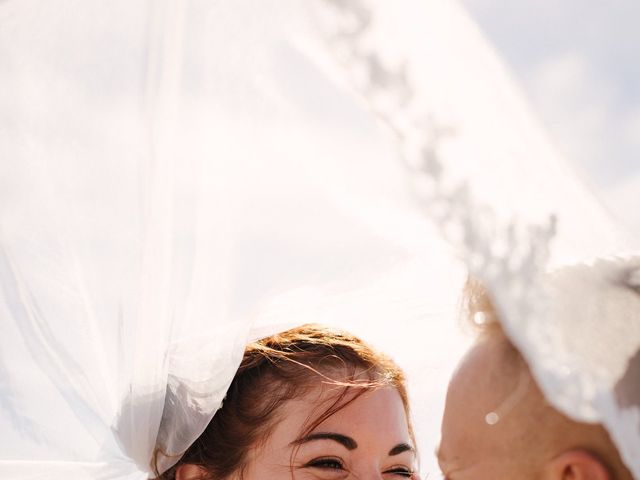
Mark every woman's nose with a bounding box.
[350,466,384,479]
[350,465,422,479]
[352,469,421,479]
[361,472,385,480]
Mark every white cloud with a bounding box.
[622,107,640,150]
[460,0,640,189]
[604,173,640,239]
[524,53,612,179]
[523,51,640,193]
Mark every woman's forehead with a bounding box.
[277,386,410,442]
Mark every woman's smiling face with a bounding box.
[171,325,416,480]
[238,385,418,479]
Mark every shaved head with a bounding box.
[439,281,632,480]
[441,332,546,479]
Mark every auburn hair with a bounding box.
[155,323,414,479]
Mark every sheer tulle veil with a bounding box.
[1,0,638,478]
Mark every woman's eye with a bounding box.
[384,466,415,478]
[305,457,345,470]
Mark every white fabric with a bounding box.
[499,255,640,478]
[314,2,639,476]
[0,0,637,479]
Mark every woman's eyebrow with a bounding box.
[388,443,414,456]
[291,432,358,450]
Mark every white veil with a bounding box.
[315,2,640,475]
[1,0,638,478]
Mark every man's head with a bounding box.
[438,280,633,480]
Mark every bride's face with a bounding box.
[240,385,417,479]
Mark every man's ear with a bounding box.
[544,450,611,480]
[175,464,209,480]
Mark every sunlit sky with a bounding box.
[461,0,640,235]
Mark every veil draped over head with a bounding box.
[1,0,638,479]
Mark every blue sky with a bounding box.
[462,0,640,185]
[460,1,640,239]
